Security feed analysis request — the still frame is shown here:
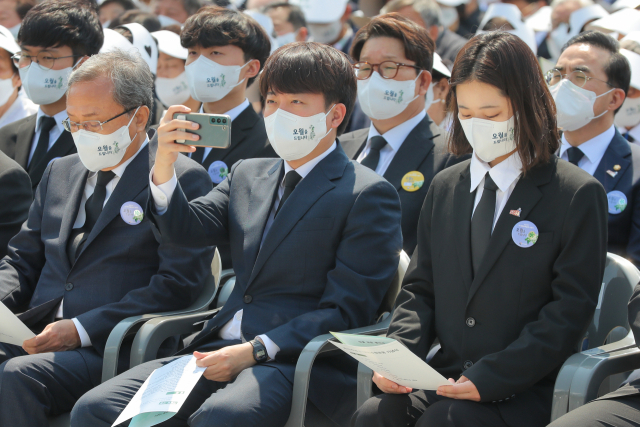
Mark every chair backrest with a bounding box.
[377,251,411,318]
[184,247,222,313]
[584,252,640,349]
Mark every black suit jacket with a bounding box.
[589,131,640,269]
[341,116,467,255]
[0,151,31,258]
[148,144,403,425]
[0,141,214,361]
[0,113,76,190]
[388,157,608,427]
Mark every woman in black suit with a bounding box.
[351,31,609,427]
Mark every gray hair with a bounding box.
[68,49,154,127]
[382,0,443,28]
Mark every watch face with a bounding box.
[257,349,266,359]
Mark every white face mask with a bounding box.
[19,60,77,105]
[549,79,613,132]
[185,55,249,103]
[460,115,516,163]
[357,71,422,120]
[156,72,191,107]
[276,31,297,48]
[264,105,335,161]
[72,107,140,172]
[440,6,458,28]
[615,96,640,129]
[0,75,16,107]
[308,21,343,44]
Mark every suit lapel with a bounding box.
[58,160,89,271]
[14,115,37,169]
[453,166,474,290]
[593,132,631,193]
[202,106,256,170]
[242,160,283,278]
[383,117,437,191]
[245,146,348,289]
[466,161,553,304]
[75,145,150,260]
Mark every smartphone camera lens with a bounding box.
[223,119,227,124]
[216,118,220,123]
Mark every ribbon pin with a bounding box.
[607,170,618,178]
[509,208,522,217]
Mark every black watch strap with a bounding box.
[250,339,268,363]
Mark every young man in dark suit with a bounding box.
[0,0,103,191]
[0,50,214,425]
[0,150,31,258]
[71,41,403,427]
[551,31,640,269]
[342,14,465,255]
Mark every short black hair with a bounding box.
[99,0,136,12]
[109,10,161,32]
[260,42,357,135]
[563,30,630,113]
[181,6,271,86]
[263,2,307,30]
[18,0,103,57]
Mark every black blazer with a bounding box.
[589,130,640,269]
[388,157,608,427]
[0,113,76,190]
[0,141,214,359]
[341,116,467,255]
[148,144,403,425]
[0,150,31,258]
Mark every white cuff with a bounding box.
[257,334,280,360]
[72,318,92,348]
[149,166,178,215]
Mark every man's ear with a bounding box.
[296,27,308,42]
[135,105,150,133]
[610,88,626,112]
[244,59,261,80]
[417,71,433,96]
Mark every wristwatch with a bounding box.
[250,339,269,363]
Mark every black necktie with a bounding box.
[471,174,498,275]
[191,147,205,164]
[84,170,116,232]
[275,170,302,217]
[29,116,57,172]
[360,136,388,171]
[567,146,584,166]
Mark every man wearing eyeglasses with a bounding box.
[0,49,214,425]
[0,0,103,191]
[341,13,466,256]
[550,30,640,270]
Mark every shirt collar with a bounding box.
[559,125,615,164]
[469,151,523,193]
[35,107,67,134]
[366,110,426,153]
[282,141,337,183]
[199,98,250,122]
[89,137,149,179]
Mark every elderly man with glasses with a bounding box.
[0,48,214,425]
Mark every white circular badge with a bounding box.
[120,201,144,225]
[511,220,539,248]
[208,160,229,184]
[607,191,627,215]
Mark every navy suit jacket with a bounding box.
[592,131,640,268]
[148,144,403,424]
[0,142,214,360]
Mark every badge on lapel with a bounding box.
[607,191,627,215]
[401,171,424,192]
[120,201,144,225]
[208,160,229,184]
[511,220,539,248]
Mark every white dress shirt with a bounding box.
[559,125,614,176]
[57,138,149,348]
[150,141,338,359]
[356,110,426,176]
[0,90,38,129]
[190,99,250,161]
[28,108,67,166]
[470,152,523,231]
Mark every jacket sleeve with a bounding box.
[266,180,403,361]
[464,180,608,402]
[75,164,215,354]
[0,162,32,259]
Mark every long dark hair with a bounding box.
[447,32,559,173]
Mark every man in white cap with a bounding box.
[290,0,355,55]
[426,52,451,128]
[0,24,36,129]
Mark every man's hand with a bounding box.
[153,105,200,186]
[193,343,256,382]
[372,371,413,394]
[22,320,81,354]
[436,375,481,401]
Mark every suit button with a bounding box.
[65,283,74,291]
[243,295,252,304]
[463,360,473,370]
[466,317,476,327]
